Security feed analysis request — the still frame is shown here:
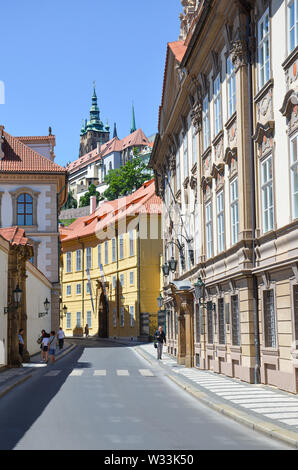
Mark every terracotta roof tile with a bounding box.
[60,179,162,243]
[0,227,30,246]
[0,131,66,174]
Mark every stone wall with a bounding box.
[59,206,90,220]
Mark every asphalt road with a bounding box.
[0,339,291,450]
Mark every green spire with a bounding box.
[130,103,136,134]
[86,81,104,131]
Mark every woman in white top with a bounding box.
[42,334,50,363]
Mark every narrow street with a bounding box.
[0,340,290,450]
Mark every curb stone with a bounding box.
[134,345,298,449]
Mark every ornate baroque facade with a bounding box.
[150,0,298,393]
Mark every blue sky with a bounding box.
[0,0,182,167]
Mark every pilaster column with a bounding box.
[231,21,253,242]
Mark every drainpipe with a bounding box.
[247,14,261,384]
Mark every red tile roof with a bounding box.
[0,131,66,174]
[0,227,31,246]
[67,129,151,174]
[60,179,162,243]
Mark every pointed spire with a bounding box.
[113,122,118,138]
[130,103,136,134]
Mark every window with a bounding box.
[66,312,71,329]
[76,312,81,328]
[76,249,82,271]
[120,307,124,327]
[176,148,181,191]
[76,283,81,295]
[207,302,213,344]
[258,9,270,89]
[112,238,116,262]
[66,252,72,273]
[113,307,117,327]
[261,155,274,233]
[288,0,298,53]
[129,230,134,256]
[98,244,102,267]
[87,311,92,328]
[206,202,213,259]
[120,274,124,287]
[216,191,225,253]
[17,193,33,226]
[214,74,222,136]
[119,235,124,260]
[66,285,71,296]
[105,241,108,264]
[230,178,239,245]
[203,95,210,151]
[183,132,189,180]
[129,306,135,327]
[263,289,277,348]
[129,271,134,285]
[218,298,225,345]
[192,125,197,167]
[194,205,200,264]
[231,295,240,346]
[113,276,116,289]
[227,55,236,118]
[86,282,91,294]
[290,133,298,219]
[86,247,92,269]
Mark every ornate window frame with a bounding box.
[9,187,40,229]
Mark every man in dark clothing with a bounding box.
[154,325,166,360]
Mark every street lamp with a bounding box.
[157,293,164,309]
[4,284,23,314]
[162,262,170,277]
[13,284,23,307]
[193,277,216,311]
[38,298,51,318]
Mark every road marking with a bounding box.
[93,370,107,376]
[263,412,298,419]
[241,402,298,409]
[219,393,275,400]
[44,370,61,376]
[117,370,130,376]
[230,397,297,404]
[139,369,154,377]
[69,369,84,376]
[280,419,298,425]
[251,407,298,413]
[215,391,275,396]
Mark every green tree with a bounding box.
[103,156,152,201]
[63,190,77,209]
[79,183,103,207]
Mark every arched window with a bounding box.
[17,193,33,225]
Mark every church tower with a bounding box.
[79,82,110,157]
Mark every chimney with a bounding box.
[90,195,97,214]
[97,142,101,153]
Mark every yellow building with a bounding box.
[59,179,162,339]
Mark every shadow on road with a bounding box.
[0,339,143,450]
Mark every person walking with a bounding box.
[18,328,25,360]
[57,327,65,350]
[41,332,50,363]
[84,324,89,338]
[48,331,57,364]
[154,325,166,360]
